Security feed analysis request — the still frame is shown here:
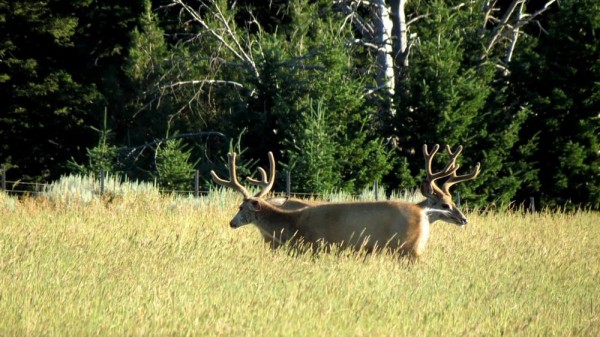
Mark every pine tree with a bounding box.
[154,135,198,193]
[391,1,494,204]
[0,0,101,181]
[68,108,120,176]
[511,0,600,209]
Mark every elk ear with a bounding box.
[251,200,261,211]
[420,181,435,199]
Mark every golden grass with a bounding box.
[0,191,598,336]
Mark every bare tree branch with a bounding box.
[484,0,523,55]
[333,0,375,39]
[513,0,556,30]
[172,0,260,80]
[160,79,244,90]
[481,0,556,63]
[346,38,388,52]
[504,1,525,65]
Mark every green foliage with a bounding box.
[210,131,260,189]
[213,2,394,194]
[125,0,168,83]
[122,0,172,144]
[154,135,198,192]
[388,155,418,193]
[510,0,600,209]
[393,1,495,202]
[120,0,206,182]
[309,45,394,192]
[2,0,599,208]
[68,108,120,176]
[466,84,537,208]
[287,99,340,193]
[0,0,143,182]
[0,0,100,180]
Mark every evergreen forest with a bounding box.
[1,0,598,209]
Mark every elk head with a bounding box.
[420,144,480,226]
[212,151,313,229]
[210,152,276,228]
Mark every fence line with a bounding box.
[1,165,523,209]
[0,166,385,200]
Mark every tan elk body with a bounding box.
[211,145,480,257]
[234,197,429,255]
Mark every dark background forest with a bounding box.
[1,0,598,209]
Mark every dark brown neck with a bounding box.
[254,201,301,242]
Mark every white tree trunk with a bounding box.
[372,0,396,117]
[391,0,409,69]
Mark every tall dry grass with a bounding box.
[0,183,598,336]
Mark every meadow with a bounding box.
[0,177,598,336]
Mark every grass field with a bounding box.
[0,188,598,336]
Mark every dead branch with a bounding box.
[160,79,244,91]
[172,0,260,80]
[481,0,556,63]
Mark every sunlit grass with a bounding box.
[0,186,598,336]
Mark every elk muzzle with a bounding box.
[229,216,246,228]
[450,209,469,226]
[229,207,252,228]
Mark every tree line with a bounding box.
[1,0,598,209]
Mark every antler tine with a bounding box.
[210,152,251,199]
[422,143,439,158]
[246,151,276,198]
[442,162,481,195]
[445,144,463,168]
[423,144,459,196]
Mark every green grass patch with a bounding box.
[0,191,598,336]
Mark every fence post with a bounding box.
[286,170,291,198]
[1,164,5,192]
[529,196,535,213]
[194,170,200,198]
[455,192,461,207]
[374,181,379,201]
[99,169,105,196]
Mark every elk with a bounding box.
[212,145,480,258]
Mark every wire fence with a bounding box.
[0,165,389,202]
[0,169,207,198]
[0,164,537,211]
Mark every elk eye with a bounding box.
[442,204,451,209]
